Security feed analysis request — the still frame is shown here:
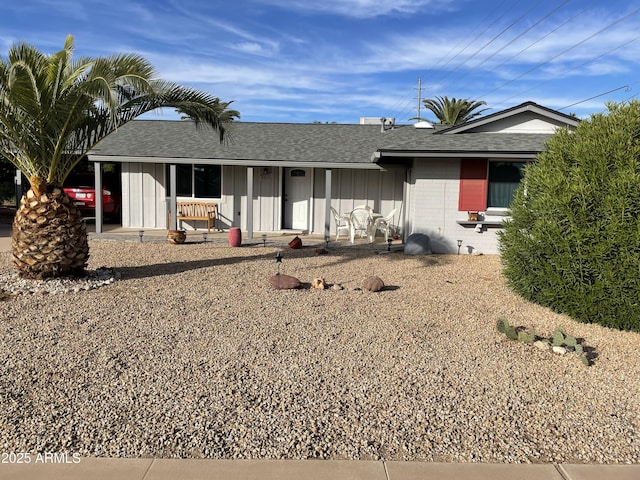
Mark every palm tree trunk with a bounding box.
[11,185,89,279]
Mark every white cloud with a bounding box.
[233,42,271,55]
[254,0,457,18]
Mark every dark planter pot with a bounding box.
[289,236,302,249]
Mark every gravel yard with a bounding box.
[0,240,639,463]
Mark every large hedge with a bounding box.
[499,101,640,331]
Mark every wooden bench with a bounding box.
[175,201,218,232]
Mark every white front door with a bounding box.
[283,168,311,230]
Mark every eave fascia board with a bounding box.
[88,155,385,170]
[375,150,541,159]
[438,103,579,134]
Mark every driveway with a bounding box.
[0,223,9,253]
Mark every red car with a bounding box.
[63,173,121,221]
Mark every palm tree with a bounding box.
[0,35,239,279]
[422,96,488,125]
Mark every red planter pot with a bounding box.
[229,227,242,247]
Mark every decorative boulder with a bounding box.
[363,276,385,292]
[269,274,301,290]
[404,233,432,255]
[311,277,327,289]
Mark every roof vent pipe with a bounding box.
[380,117,386,133]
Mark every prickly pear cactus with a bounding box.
[496,317,509,334]
[518,330,535,344]
[505,326,518,340]
[552,328,565,346]
[496,318,592,366]
[580,353,590,366]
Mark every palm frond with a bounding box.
[423,95,488,125]
[0,35,239,187]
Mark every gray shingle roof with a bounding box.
[91,119,554,165]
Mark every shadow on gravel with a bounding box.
[116,253,271,280]
[114,246,451,281]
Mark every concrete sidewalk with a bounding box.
[2,459,639,480]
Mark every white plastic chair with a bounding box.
[330,206,352,241]
[372,208,398,242]
[350,206,373,244]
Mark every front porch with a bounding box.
[86,224,404,251]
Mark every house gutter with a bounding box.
[89,155,385,170]
[373,150,541,160]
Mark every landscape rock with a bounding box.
[268,274,301,290]
[0,243,638,464]
[311,277,327,289]
[534,340,551,351]
[404,233,432,255]
[363,275,385,292]
[552,345,567,355]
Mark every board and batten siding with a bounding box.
[121,162,166,228]
[223,166,405,235]
[252,166,281,232]
[120,163,404,235]
[316,167,405,236]
[408,158,503,254]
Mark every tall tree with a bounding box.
[0,35,239,279]
[422,96,488,125]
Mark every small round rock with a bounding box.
[363,276,384,292]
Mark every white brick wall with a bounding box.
[409,159,503,254]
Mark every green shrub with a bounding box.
[499,101,640,332]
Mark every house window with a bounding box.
[166,164,222,199]
[487,162,525,208]
[459,159,526,211]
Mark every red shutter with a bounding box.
[458,159,487,211]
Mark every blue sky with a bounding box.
[2,0,640,123]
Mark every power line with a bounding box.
[485,0,595,79]
[559,85,631,111]
[386,86,418,121]
[496,33,640,106]
[427,0,512,76]
[432,0,526,87]
[394,1,572,120]
[442,0,570,92]
[391,2,640,121]
[389,0,521,120]
[478,6,640,99]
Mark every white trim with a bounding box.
[89,155,384,170]
[439,103,579,134]
[376,151,540,159]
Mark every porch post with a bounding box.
[324,168,332,240]
[246,167,254,239]
[94,161,103,234]
[169,164,177,230]
[402,167,410,242]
